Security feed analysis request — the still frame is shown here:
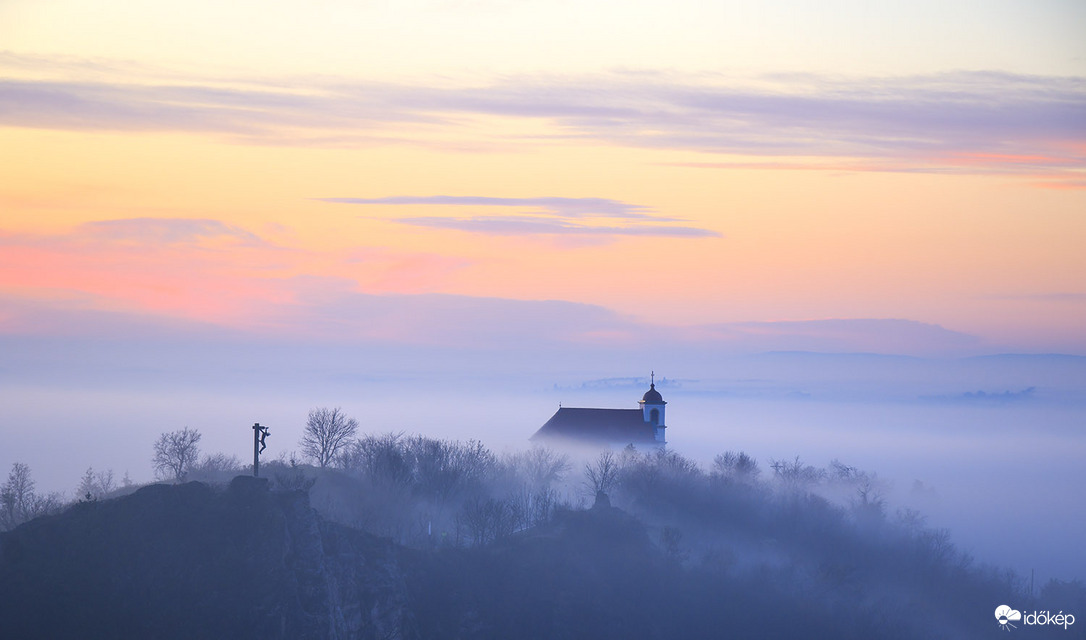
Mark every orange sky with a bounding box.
[2,1,1085,354]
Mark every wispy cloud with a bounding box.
[393,216,718,237]
[981,292,1086,302]
[319,196,658,218]
[320,195,719,238]
[2,59,1082,183]
[79,218,265,246]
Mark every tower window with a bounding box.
[650,408,659,425]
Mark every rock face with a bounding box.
[0,476,414,640]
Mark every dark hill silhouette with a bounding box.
[3,467,1080,639]
[0,476,412,639]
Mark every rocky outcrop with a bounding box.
[0,476,415,639]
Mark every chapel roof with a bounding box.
[530,407,656,445]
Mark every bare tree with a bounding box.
[508,446,570,492]
[769,456,824,492]
[77,467,116,501]
[711,451,761,484]
[507,486,560,530]
[152,427,202,482]
[271,453,316,493]
[1,463,63,531]
[584,450,620,495]
[461,496,517,546]
[852,478,887,528]
[341,432,412,483]
[418,437,495,499]
[301,407,358,468]
[193,453,243,474]
[1,462,35,530]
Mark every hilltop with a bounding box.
[0,477,412,639]
[2,447,1083,639]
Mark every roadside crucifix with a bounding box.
[252,422,270,477]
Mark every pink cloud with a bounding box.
[0,219,472,330]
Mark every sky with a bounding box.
[2,1,1086,580]
[1,0,1084,355]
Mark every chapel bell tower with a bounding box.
[639,372,667,445]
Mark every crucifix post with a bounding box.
[252,422,270,477]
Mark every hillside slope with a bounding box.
[0,477,412,639]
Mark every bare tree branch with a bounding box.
[584,450,619,495]
[301,407,359,468]
[152,428,202,482]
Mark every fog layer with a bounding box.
[2,336,1083,583]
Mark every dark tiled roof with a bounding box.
[531,407,656,445]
